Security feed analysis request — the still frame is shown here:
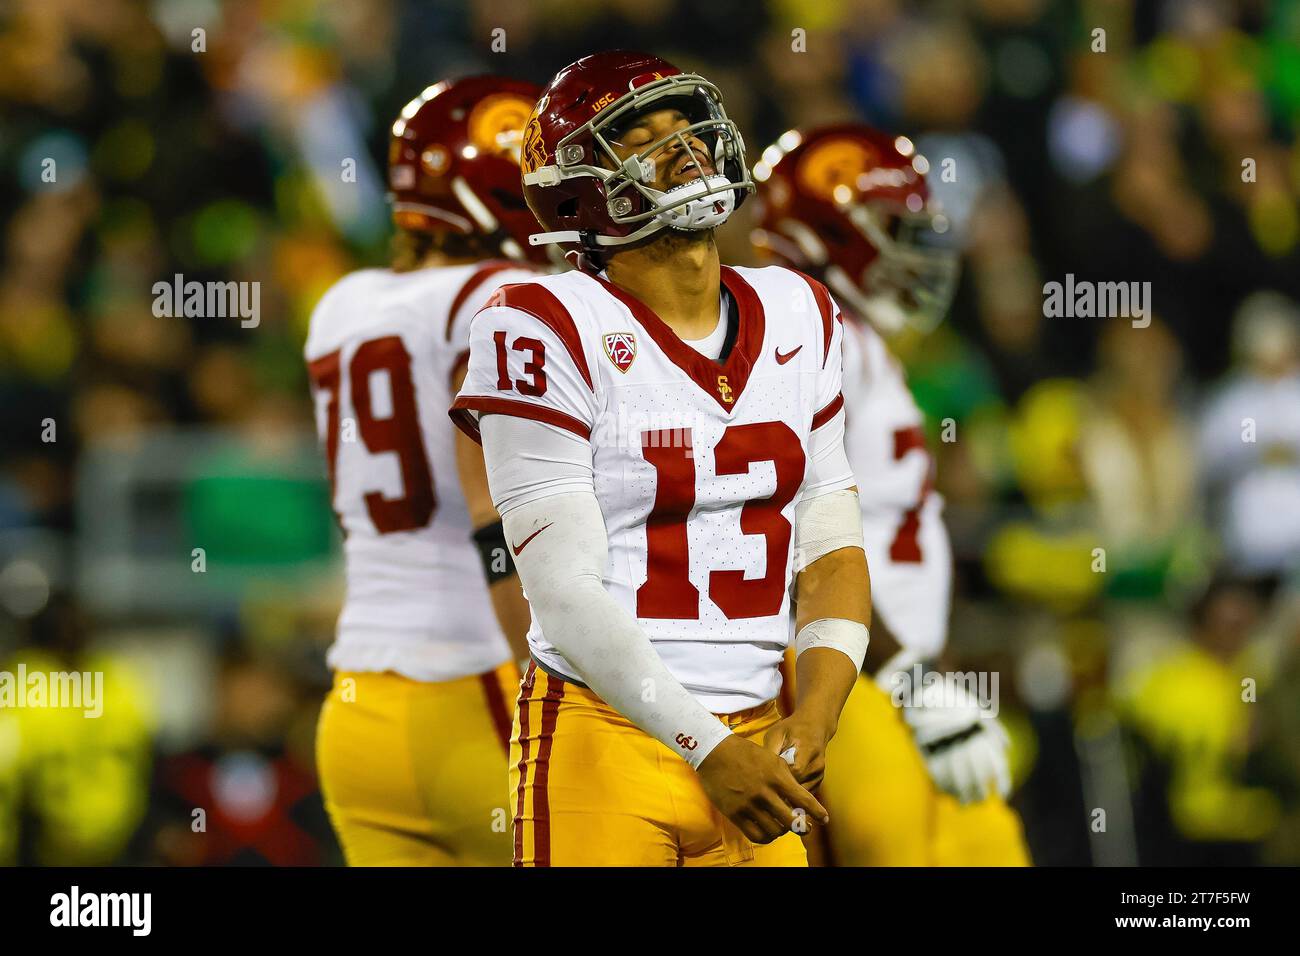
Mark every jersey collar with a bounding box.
[589,266,765,412]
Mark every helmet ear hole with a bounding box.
[557,197,579,220]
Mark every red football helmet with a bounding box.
[388,75,547,263]
[751,123,959,333]
[520,51,752,266]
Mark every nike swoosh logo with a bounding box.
[511,523,553,556]
[775,345,802,365]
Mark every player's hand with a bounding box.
[761,714,832,792]
[899,671,1012,804]
[695,734,829,844]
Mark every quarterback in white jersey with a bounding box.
[307,76,546,867]
[451,52,872,867]
[454,263,851,711]
[755,122,1029,865]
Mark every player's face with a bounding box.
[605,107,715,191]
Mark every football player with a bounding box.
[752,123,1030,865]
[451,52,880,867]
[305,76,547,866]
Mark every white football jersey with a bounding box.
[304,261,539,682]
[453,265,852,712]
[841,318,951,658]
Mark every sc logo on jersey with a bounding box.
[675,733,699,752]
[603,331,637,373]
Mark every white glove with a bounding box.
[876,650,1012,804]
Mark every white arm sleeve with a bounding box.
[479,414,732,768]
[480,414,594,514]
[804,407,855,498]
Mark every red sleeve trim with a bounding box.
[482,283,594,391]
[812,393,844,430]
[445,262,529,341]
[449,395,592,446]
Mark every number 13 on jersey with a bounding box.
[637,422,805,622]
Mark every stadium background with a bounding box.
[2,0,1299,866]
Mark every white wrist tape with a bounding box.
[793,488,864,573]
[794,618,870,672]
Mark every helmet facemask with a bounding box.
[839,201,960,334]
[525,74,753,250]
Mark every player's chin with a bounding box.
[660,226,715,246]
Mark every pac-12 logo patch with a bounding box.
[603,331,637,373]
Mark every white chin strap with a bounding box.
[644,174,736,230]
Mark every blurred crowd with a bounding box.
[2,0,1300,865]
